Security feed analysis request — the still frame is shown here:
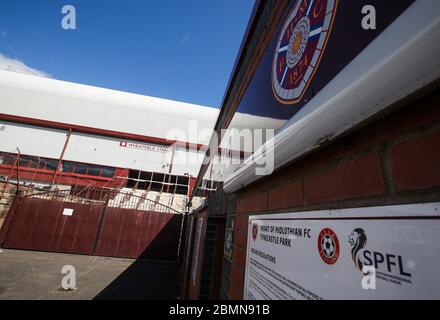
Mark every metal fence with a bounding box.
[23,187,183,214]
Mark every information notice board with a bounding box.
[244,203,440,300]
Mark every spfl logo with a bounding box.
[348,228,413,286]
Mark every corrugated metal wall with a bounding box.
[95,208,181,260]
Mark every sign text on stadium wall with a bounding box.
[119,141,169,153]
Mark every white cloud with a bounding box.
[181,32,193,44]
[0,53,51,78]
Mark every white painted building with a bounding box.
[0,70,283,210]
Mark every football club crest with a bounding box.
[318,228,340,265]
[272,0,338,104]
[252,224,258,241]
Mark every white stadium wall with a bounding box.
[0,70,278,187]
[65,133,172,174]
[0,121,67,159]
[0,70,218,145]
[0,120,209,178]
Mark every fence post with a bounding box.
[0,153,19,200]
[92,191,110,255]
[15,150,20,195]
[0,194,21,247]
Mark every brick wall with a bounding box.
[221,89,440,299]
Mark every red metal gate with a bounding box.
[0,189,183,261]
[0,197,102,254]
[95,208,181,259]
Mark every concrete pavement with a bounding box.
[0,249,178,300]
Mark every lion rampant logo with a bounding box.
[348,228,368,272]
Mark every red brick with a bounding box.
[229,283,243,300]
[230,263,245,286]
[232,247,247,269]
[236,198,246,213]
[243,227,248,246]
[232,265,244,283]
[268,180,303,210]
[236,91,440,196]
[237,192,268,213]
[247,195,260,212]
[234,214,248,232]
[304,152,386,204]
[390,129,440,192]
[359,91,440,147]
[233,230,248,250]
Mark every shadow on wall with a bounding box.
[93,216,182,300]
[95,210,183,260]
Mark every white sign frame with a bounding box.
[245,202,440,300]
[62,208,74,216]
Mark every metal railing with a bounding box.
[20,187,182,214]
[1,152,192,214]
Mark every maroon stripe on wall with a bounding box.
[0,113,247,158]
[0,113,205,151]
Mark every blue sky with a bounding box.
[0,0,255,107]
